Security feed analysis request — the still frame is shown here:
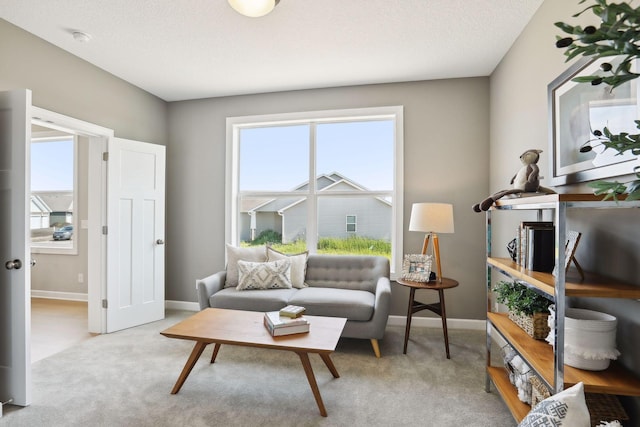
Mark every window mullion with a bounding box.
[307,122,318,253]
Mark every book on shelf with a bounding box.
[525,226,555,273]
[279,305,306,318]
[517,221,553,268]
[263,311,310,336]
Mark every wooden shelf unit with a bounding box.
[485,194,640,422]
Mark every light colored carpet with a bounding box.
[3,310,515,427]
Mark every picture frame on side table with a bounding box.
[401,254,433,282]
[548,55,640,186]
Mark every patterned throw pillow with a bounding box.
[224,244,267,288]
[518,382,589,427]
[236,259,293,290]
[266,247,308,289]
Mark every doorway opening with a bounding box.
[30,106,114,336]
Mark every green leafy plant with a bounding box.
[555,0,640,201]
[493,281,552,316]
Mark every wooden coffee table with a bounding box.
[160,308,347,417]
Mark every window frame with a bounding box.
[30,132,79,255]
[226,106,404,276]
[346,215,357,233]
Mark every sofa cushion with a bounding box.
[225,244,267,288]
[304,254,388,294]
[210,287,298,312]
[237,259,292,290]
[267,247,308,289]
[288,287,375,321]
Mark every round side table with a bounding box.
[395,277,459,359]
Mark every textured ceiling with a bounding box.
[1,0,543,102]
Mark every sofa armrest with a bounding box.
[196,271,227,310]
[369,276,392,338]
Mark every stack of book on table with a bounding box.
[264,309,309,336]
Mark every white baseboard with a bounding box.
[388,314,486,331]
[29,295,489,332]
[31,290,88,302]
[165,300,200,311]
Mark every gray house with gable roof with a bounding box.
[240,172,391,244]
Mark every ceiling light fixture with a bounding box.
[228,0,279,18]
[72,31,92,43]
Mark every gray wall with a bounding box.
[0,19,168,145]
[1,18,168,296]
[490,0,639,419]
[167,78,491,319]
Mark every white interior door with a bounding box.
[106,138,165,333]
[0,89,31,407]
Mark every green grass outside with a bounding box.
[242,231,391,259]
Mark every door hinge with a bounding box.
[102,152,109,161]
[102,225,108,235]
[102,299,108,309]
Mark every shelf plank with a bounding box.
[487,366,530,422]
[488,257,640,299]
[492,193,639,209]
[488,312,640,396]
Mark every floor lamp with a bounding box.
[409,203,455,283]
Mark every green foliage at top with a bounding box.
[555,0,640,201]
[493,281,552,316]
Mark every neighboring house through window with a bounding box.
[226,106,403,275]
[30,132,78,254]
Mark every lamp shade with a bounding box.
[228,0,279,17]
[409,203,454,233]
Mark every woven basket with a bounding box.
[508,310,550,340]
[530,376,629,426]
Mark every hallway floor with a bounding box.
[31,298,95,363]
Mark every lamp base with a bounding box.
[422,232,443,283]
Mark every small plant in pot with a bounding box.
[494,281,553,340]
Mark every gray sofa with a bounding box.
[196,254,391,357]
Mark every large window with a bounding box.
[227,106,403,274]
[30,132,78,254]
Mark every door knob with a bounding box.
[5,259,22,270]
[156,239,165,245]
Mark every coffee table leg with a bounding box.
[319,353,340,378]
[210,343,221,363]
[297,352,328,417]
[171,341,208,394]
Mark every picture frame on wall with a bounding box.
[548,55,640,186]
[401,254,433,282]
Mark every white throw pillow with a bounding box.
[236,259,293,290]
[518,382,590,427]
[224,244,267,288]
[266,247,308,289]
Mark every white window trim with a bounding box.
[346,215,357,233]
[30,133,78,255]
[226,106,404,275]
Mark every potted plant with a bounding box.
[494,281,553,340]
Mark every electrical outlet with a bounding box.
[78,273,84,283]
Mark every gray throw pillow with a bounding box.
[224,244,267,288]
